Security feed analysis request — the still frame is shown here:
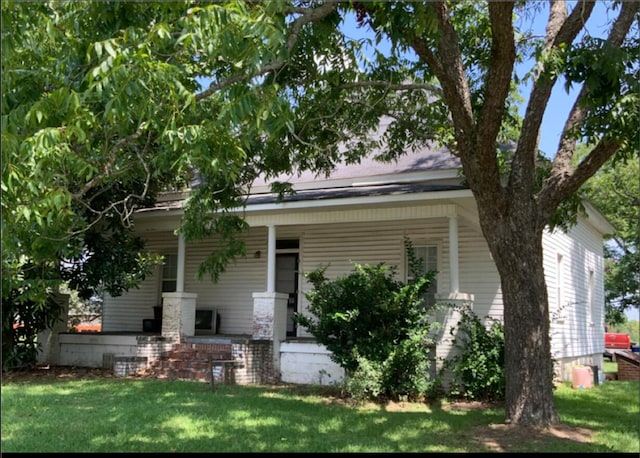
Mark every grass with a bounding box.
[603,360,617,374]
[1,371,638,453]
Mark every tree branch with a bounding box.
[537,1,638,215]
[477,1,516,159]
[411,2,474,149]
[513,1,595,195]
[64,136,154,239]
[72,123,147,200]
[411,2,507,211]
[338,80,443,96]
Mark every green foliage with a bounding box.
[294,238,442,401]
[444,304,505,402]
[0,1,297,366]
[1,292,63,371]
[579,156,639,325]
[561,37,640,158]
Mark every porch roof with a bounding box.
[246,183,468,205]
[137,182,469,214]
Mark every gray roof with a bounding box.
[144,141,466,213]
[247,182,467,205]
[252,143,461,187]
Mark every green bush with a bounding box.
[294,239,443,401]
[443,304,505,401]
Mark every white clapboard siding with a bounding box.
[104,217,535,339]
[457,224,502,320]
[184,229,268,334]
[544,216,606,360]
[102,232,176,332]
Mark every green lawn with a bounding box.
[603,360,617,374]
[1,371,638,453]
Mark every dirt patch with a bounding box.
[2,365,116,383]
[442,399,501,411]
[469,423,594,452]
[439,399,594,451]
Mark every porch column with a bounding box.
[434,291,474,389]
[448,215,459,294]
[253,292,288,382]
[162,292,198,341]
[176,233,186,293]
[267,224,276,293]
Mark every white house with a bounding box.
[48,142,613,387]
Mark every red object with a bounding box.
[73,323,102,332]
[605,332,632,349]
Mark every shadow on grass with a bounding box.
[1,371,636,453]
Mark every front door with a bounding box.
[276,253,299,337]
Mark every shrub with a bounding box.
[294,239,443,401]
[443,304,505,401]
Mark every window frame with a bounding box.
[405,242,440,308]
[160,253,178,294]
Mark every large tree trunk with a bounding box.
[480,205,560,426]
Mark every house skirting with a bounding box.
[280,341,345,385]
[58,333,139,367]
[554,353,605,385]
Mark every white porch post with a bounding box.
[161,232,196,341]
[448,215,459,294]
[162,292,197,341]
[252,224,287,382]
[267,225,276,293]
[176,233,186,293]
[433,213,474,389]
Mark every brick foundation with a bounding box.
[114,356,148,377]
[115,337,276,385]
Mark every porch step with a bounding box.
[134,342,235,383]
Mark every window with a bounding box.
[161,254,178,293]
[407,245,438,307]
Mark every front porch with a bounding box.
[54,331,344,386]
[47,277,474,388]
[44,207,478,387]
[43,285,350,386]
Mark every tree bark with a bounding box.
[478,201,560,426]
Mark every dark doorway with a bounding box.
[276,250,299,337]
